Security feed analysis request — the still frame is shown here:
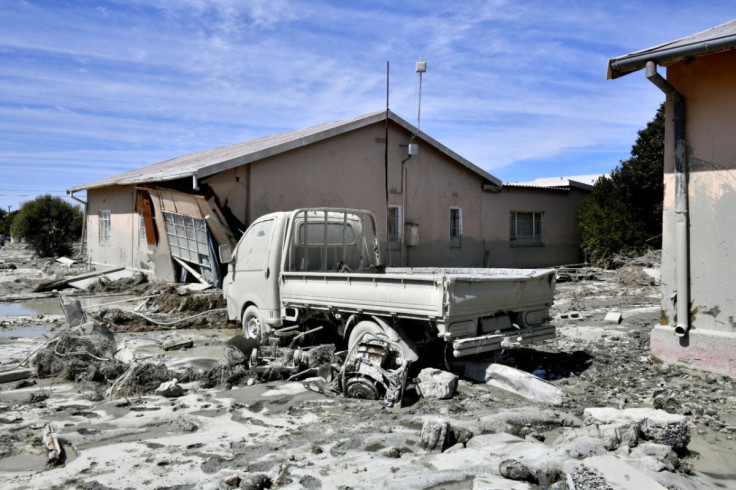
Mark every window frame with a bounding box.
[449,207,462,248]
[510,211,544,247]
[99,210,111,246]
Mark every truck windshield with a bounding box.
[287,210,379,272]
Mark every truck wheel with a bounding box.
[242,305,267,342]
[348,321,387,350]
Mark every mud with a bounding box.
[0,243,734,489]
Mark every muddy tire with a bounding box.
[348,320,387,350]
[242,305,267,342]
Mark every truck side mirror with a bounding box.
[219,244,233,264]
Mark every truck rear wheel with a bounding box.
[348,321,387,350]
[242,305,267,342]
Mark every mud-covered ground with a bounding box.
[0,243,734,489]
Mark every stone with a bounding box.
[485,363,565,405]
[155,379,185,398]
[584,407,690,450]
[598,422,639,450]
[420,419,452,452]
[499,459,536,483]
[415,368,458,399]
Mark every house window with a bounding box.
[99,210,111,245]
[162,212,211,269]
[449,207,462,248]
[388,205,401,250]
[510,211,543,247]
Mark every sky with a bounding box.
[0,1,734,213]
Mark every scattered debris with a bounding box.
[340,333,410,406]
[0,368,32,384]
[42,424,64,465]
[163,339,194,351]
[485,363,565,405]
[604,312,623,324]
[415,368,458,400]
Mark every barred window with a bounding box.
[99,210,111,245]
[449,207,462,248]
[510,211,543,247]
[388,206,401,250]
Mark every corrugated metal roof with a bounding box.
[608,19,736,79]
[504,176,594,191]
[68,110,501,193]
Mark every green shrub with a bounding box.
[10,195,83,257]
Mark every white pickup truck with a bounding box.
[219,208,555,360]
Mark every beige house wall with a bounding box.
[484,188,586,268]
[653,49,736,376]
[84,119,587,277]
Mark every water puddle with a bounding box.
[0,294,139,317]
[0,323,59,338]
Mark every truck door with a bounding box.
[229,217,276,315]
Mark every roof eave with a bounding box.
[608,33,736,79]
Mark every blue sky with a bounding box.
[0,1,733,212]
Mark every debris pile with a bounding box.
[31,322,124,383]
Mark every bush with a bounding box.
[10,195,83,257]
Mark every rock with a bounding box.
[598,422,639,450]
[415,368,458,399]
[574,455,667,489]
[566,464,614,490]
[240,473,272,490]
[584,407,690,450]
[420,419,452,452]
[631,442,680,472]
[383,447,401,458]
[499,459,536,483]
[155,379,185,398]
[485,364,565,405]
[224,475,240,487]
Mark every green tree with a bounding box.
[10,195,83,257]
[0,210,18,237]
[578,103,665,265]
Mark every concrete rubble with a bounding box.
[0,244,733,488]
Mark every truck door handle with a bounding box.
[265,267,270,279]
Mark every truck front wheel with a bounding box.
[242,305,268,342]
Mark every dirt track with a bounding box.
[1,243,735,489]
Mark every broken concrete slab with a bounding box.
[415,368,458,399]
[570,455,667,490]
[485,363,565,405]
[0,368,32,384]
[584,407,690,450]
[604,312,622,324]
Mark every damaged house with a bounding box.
[608,19,736,377]
[67,111,590,286]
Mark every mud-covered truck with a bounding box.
[219,208,555,362]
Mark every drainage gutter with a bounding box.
[645,61,690,337]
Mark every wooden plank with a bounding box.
[173,257,210,286]
[34,266,126,292]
